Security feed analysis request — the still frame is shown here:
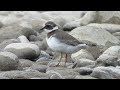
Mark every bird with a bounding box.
[40,21,97,67]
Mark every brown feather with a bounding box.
[47,30,84,46]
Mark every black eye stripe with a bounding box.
[45,25,53,29]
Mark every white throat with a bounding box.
[44,26,58,33]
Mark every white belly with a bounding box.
[46,36,80,54]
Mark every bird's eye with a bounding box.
[45,25,53,29]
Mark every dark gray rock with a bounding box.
[46,67,79,79]
[0,51,21,71]
[0,70,49,79]
[73,59,95,68]
[0,39,19,51]
[74,67,93,75]
[19,59,35,68]
[29,64,48,73]
[0,24,37,43]
[4,43,40,60]
[36,57,52,65]
[91,66,120,79]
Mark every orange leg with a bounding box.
[56,52,62,66]
[64,54,67,67]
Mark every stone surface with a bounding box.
[0,24,37,43]
[74,67,93,75]
[29,64,48,73]
[0,39,19,51]
[73,59,95,68]
[46,67,79,79]
[63,20,80,31]
[71,49,95,61]
[69,26,120,46]
[19,59,35,68]
[75,75,96,79]
[0,51,20,71]
[4,43,40,60]
[0,70,49,79]
[91,66,120,79]
[87,23,120,33]
[47,60,73,68]
[96,46,120,66]
[36,57,52,65]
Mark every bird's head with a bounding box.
[40,21,58,33]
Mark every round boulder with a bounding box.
[4,43,40,60]
[0,51,20,71]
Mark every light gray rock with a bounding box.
[0,51,20,71]
[71,49,95,61]
[74,67,93,75]
[4,43,40,60]
[0,70,49,79]
[79,11,97,26]
[29,64,48,73]
[96,11,120,24]
[91,66,120,79]
[0,39,19,51]
[47,60,73,68]
[96,46,120,66]
[75,75,96,79]
[0,76,9,79]
[73,59,96,68]
[36,57,52,65]
[87,23,120,33]
[0,24,37,43]
[19,59,35,68]
[63,20,80,31]
[46,67,79,79]
[31,40,48,51]
[69,26,120,46]
[17,35,29,43]
[0,21,3,28]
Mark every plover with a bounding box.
[40,21,96,67]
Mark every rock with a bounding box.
[96,11,120,24]
[53,15,78,27]
[29,64,48,73]
[19,59,35,68]
[0,21,3,28]
[29,35,42,41]
[0,51,20,71]
[36,57,52,65]
[79,11,97,26]
[75,75,97,79]
[0,39,19,51]
[73,59,96,68]
[4,43,40,60]
[31,40,48,50]
[96,46,120,66]
[91,66,120,79]
[0,76,9,79]
[0,70,49,79]
[0,24,37,43]
[46,67,79,79]
[17,35,29,43]
[47,60,73,68]
[74,67,93,75]
[40,50,51,59]
[71,49,95,62]
[69,26,120,46]
[87,23,120,33]
[63,20,80,31]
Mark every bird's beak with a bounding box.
[40,26,45,30]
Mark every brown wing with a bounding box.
[54,30,84,46]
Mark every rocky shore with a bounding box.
[0,11,120,79]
